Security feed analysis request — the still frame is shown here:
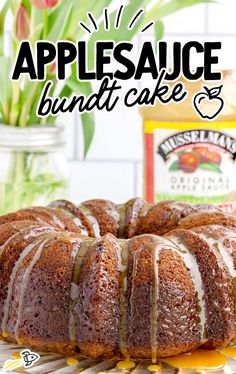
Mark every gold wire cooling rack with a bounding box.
[1,341,236,374]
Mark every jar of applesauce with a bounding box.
[142,70,236,213]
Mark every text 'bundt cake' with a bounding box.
[0,198,236,361]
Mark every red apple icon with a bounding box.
[179,152,199,173]
[193,85,224,120]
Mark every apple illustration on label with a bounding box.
[193,85,224,120]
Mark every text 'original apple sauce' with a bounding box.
[142,71,236,213]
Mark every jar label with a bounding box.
[144,121,236,213]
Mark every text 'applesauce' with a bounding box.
[142,71,236,213]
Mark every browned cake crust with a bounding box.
[178,211,236,231]
[165,229,235,349]
[0,207,78,232]
[76,234,120,359]
[49,200,96,237]
[126,235,201,359]
[156,246,201,356]
[136,201,220,236]
[82,199,119,237]
[136,201,191,236]
[1,199,236,360]
[126,235,156,359]
[192,225,236,270]
[120,198,145,239]
[0,221,57,332]
[3,231,83,354]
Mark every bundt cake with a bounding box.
[0,198,236,361]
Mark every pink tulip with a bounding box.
[32,0,58,9]
[49,62,56,74]
[16,4,31,41]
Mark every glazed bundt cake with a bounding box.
[0,198,236,361]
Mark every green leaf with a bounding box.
[0,0,13,55]
[66,79,95,157]
[0,57,12,122]
[154,19,164,53]
[87,1,147,70]
[169,160,179,172]
[142,0,214,26]
[29,23,44,44]
[101,0,146,40]
[67,63,93,97]
[199,163,222,173]
[30,6,44,40]
[61,6,75,38]
[154,19,164,42]
[81,111,95,158]
[0,0,13,23]
[59,85,72,99]
[46,2,73,42]
[69,0,112,39]
[21,0,31,14]
[66,66,95,157]
[66,78,95,157]
[0,101,6,123]
[28,82,45,125]
[47,2,67,31]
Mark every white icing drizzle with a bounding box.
[35,216,51,226]
[23,225,53,240]
[167,235,207,342]
[127,234,178,363]
[69,238,94,342]
[14,238,51,340]
[0,225,51,258]
[0,232,23,257]
[1,237,47,334]
[27,207,65,228]
[114,239,128,272]
[148,235,177,363]
[79,206,100,238]
[104,205,120,225]
[59,205,89,236]
[59,205,90,237]
[49,212,65,228]
[139,203,152,218]
[168,202,187,211]
[198,232,236,278]
[73,218,88,236]
[59,231,79,243]
[127,235,165,363]
[179,210,230,226]
[129,245,142,330]
[113,238,129,357]
[117,204,126,239]
[150,239,161,364]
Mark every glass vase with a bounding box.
[0,124,69,214]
